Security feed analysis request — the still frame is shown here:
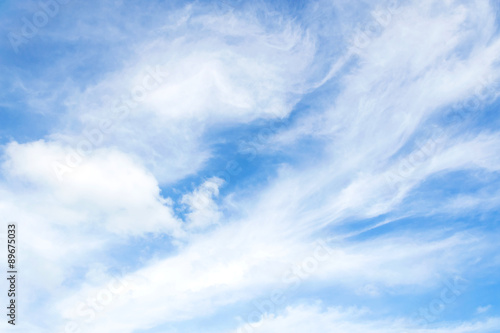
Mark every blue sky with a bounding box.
[1,0,500,332]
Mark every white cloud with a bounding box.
[1,140,182,236]
[229,304,500,333]
[181,177,225,230]
[477,306,492,314]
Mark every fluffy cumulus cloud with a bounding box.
[2,140,182,236]
[1,0,500,332]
